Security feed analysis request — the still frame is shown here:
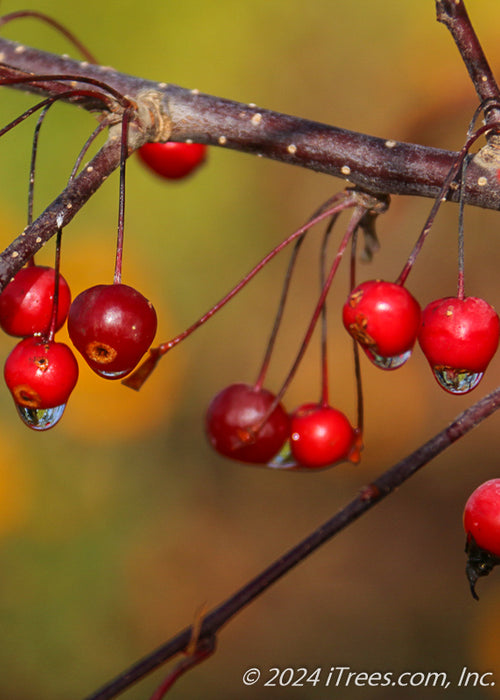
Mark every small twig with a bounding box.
[83,386,500,700]
[436,0,500,125]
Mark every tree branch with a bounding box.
[83,386,500,700]
[436,0,500,123]
[1,34,500,289]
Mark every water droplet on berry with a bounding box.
[16,404,66,430]
[433,367,483,394]
[94,368,130,380]
[267,440,297,469]
[365,348,412,370]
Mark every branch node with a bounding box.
[132,88,172,146]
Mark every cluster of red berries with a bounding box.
[205,382,361,470]
[205,279,499,469]
[0,266,157,430]
[0,141,207,430]
[343,279,499,393]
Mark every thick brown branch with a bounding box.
[83,386,500,700]
[0,39,499,205]
[0,22,499,288]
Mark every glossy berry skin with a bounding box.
[464,479,500,559]
[0,265,71,337]
[418,296,499,377]
[205,383,289,463]
[342,280,421,369]
[4,336,79,409]
[138,142,207,180]
[290,403,356,468]
[67,283,157,380]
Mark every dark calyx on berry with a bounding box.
[465,534,500,601]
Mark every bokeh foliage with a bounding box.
[0,1,498,697]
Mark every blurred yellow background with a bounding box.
[0,1,498,698]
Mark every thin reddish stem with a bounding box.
[396,122,498,286]
[349,227,364,434]
[0,11,98,64]
[27,104,51,227]
[46,227,63,343]
[250,203,365,440]
[0,72,132,111]
[271,205,365,408]
[123,195,357,391]
[319,215,338,407]
[457,156,467,300]
[68,120,109,182]
[253,237,304,391]
[149,638,216,700]
[253,192,347,391]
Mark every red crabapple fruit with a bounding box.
[4,336,78,430]
[0,265,71,337]
[418,296,499,394]
[138,141,207,180]
[289,403,356,468]
[205,383,289,463]
[68,283,157,380]
[343,280,421,369]
[463,479,500,599]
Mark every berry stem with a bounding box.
[276,205,364,403]
[27,104,51,228]
[113,109,132,285]
[457,155,468,301]
[251,204,365,435]
[253,236,304,392]
[164,197,353,353]
[148,637,216,700]
[68,120,109,182]
[46,227,63,343]
[0,72,132,111]
[254,192,347,392]
[0,11,99,64]
[349,227,364,434]
[396,122,497,286]
[319,215,338,407]
[123,193,357,390]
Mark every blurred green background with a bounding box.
[0,1,498,698]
